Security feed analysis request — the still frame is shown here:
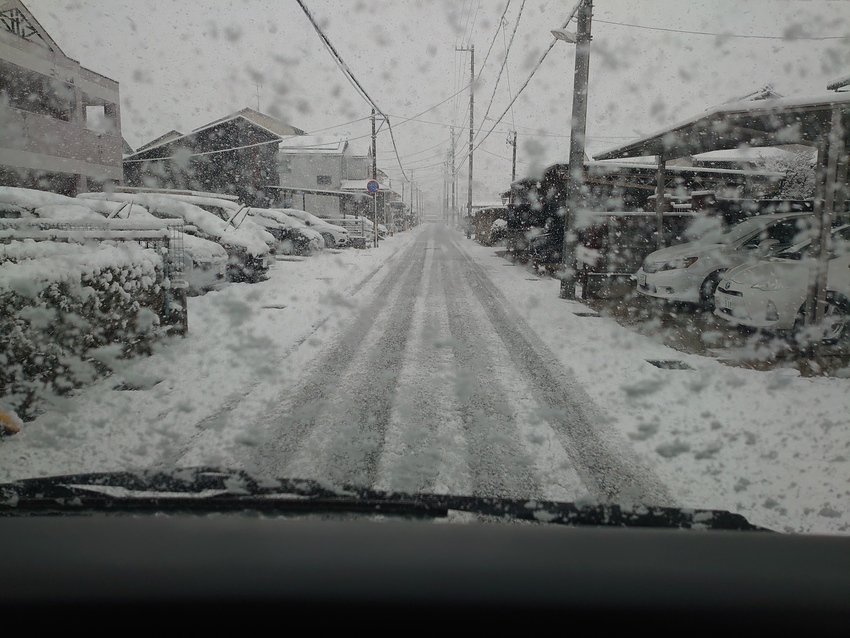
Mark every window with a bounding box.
[317,175,332,186]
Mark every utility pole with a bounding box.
[507,131,516,204]
[450,126,457,226]
[456,45,474,230]
[253,81,261,110]
[444,151,450,223]
[371,108,379,247]
[559,0,592,299]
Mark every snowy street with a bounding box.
[249,223,672,505]
[3,223,848,534]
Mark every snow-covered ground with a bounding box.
[2,224,848,534]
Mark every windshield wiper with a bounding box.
[0,467,769,531]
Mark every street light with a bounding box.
[553,0,592,300]
[551,28,578,44]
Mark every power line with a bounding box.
[295,0,381,112]
[595,18,847,40]
[455,0,584,169]
[474,0,512,84]
[377,137,452,159]
[473,0,525,146]
[296,0,408,180]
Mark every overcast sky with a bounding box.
[24,0,850,207]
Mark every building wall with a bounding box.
[277,152,378,217]
[0,22,122,195]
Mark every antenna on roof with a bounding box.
[253,81,262,110]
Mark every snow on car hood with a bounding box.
[250,209,324,242]
[79,193,269,257]
[278,208,349,235]
[0,186,81,209]
[724,257,808,286]
[643,240,721,264]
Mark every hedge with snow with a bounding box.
[1,240,178,420]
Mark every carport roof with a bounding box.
[594,92,850,161]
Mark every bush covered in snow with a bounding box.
[1,240,178,421]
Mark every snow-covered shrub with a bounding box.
[1,241,175,420]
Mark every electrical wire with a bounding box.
[455,0,584,169]
[474,0,512,84]
[473,0,525,146]
[594,18,848,41]
[295,0,411,181]
[295,0,381,113]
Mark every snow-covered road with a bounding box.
[3,222,848,534]
[248,224,672,505]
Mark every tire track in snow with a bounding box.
[444,232,675,507]
[373,235,473,496]
[251,232,427,484]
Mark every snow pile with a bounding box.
[1,240,170,421]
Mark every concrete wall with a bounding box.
[0,21,122,194]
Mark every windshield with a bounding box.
[1,0,849,537]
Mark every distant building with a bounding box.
[124,107,305,207]
[277,136,400,220]
[0,0,123,195]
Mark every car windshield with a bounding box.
[1,0,849,537]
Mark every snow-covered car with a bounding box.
[1,186,226,295]
[0,186,105,222]
[322,217,377,248]
[714,224,850,344]
[78,197,228,294]
[249,208,324,255]
[112,190,279,254]
[79,192,271,283]
[634,212,811,309]
[276,208,350,248]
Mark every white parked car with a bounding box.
[277,208,349,248]
[634,212,811,309]
[714,224,850,344]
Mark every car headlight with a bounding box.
[661,256,698,271]
[751,279,788,291]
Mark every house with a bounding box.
[278,134,352,216]
[0,0,123,195]
[124,107,305,207]
[276,135,401,222]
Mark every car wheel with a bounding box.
[821,294,849,345]
[791,295,849,346]
[321,233,334,248]
[699,272,723,311]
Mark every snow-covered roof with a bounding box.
[135,130,183,153]
[194,107,305,138]
[595,92,850,161]
[279,135,348,154]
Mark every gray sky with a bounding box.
[25,0,850,207]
